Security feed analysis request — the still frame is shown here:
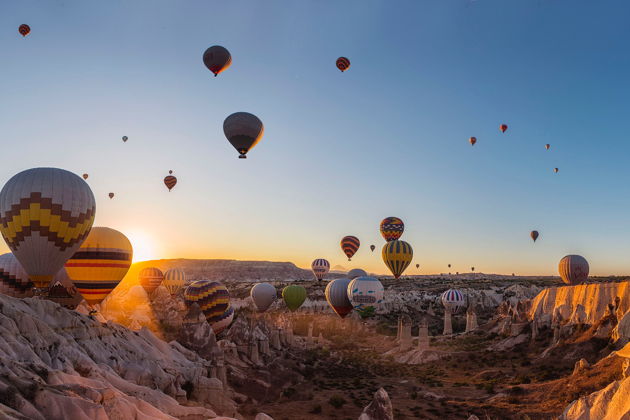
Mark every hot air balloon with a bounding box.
[184,280,234,334]
[122,136,128,142]
[441,289,465,314]
[203,46,232,77]
[311,259,330,281]
[370,245,375,252]
[448,264,451,268]
[380,217,404,242]
[500,124,508,133]
[223,112,264,159]
[138,267,163,295]
[64,227,132,306]
[0,168,96,293]
[82,174,88,180]
[530,230,539,242]
[282,285,307,312]
[347,268,367,279]
[545,144,550,150]
[558,255,589,285]
[325,278,353,318]
[554,168,559,173]
[108,193,114,199]
[469,137,477,146]
[336,57,350,72]
[340,236,360,261]
[416,264,420,269]
[250,283,276,312]
[347,276,384,317]
[18,24,30,37]
[382,240,413,279]
[163,268,186,295]
[471,266,475,271]
[164,171,177,192]
[0,253,34,298]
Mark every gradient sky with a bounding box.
[1,0,629,275]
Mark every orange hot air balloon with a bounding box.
[82,174,88,180]
[164,170,177,191]
[469,137,477,146]
[530,230,539,242]
[108,192,114,199]
[336,57,350,72]
[18,24,30,37]
[545,144,550,150]
[500,124,508,133]
[341,236,360,261]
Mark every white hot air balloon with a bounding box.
[347,276,384,317]
[441,289,465,314]
[347,268,367,279]
[311,259,330,281]
[250,282,277,312]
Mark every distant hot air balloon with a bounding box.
[282,285,307,312]
[122,136,128,142]
[0,168,96,292]
[370,245,375,252]
[380,217,404,242]
[554,168,559,173]
[325,278,353,318]
[108,192,114,199]
[311,258,330,281]
[250,283,277,313]
[203,46,232,77]
[65,227,132,306]
[469,137,477,146]
[138,267,163,295]
[471,266,475,272]
[223,112,264,159]
[416,264,420,269]
[336,57,350,72]
[382,240,413,279]
[448,264,451,268]
[0,253,34,298]
[164,171,177,192]
[347,268,367,279]
[347,276,384,317]
[441,289,465,314]
[82,174,88,180]
[530,230,539,242]
[558,255,589,285]
[163,268,186,295]
[340,236,360,261]
[184,280,234,334]
[545,144,550,150]
[500,124,508,133]
[18,24,30,37]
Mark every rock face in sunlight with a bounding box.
[358,387,394,420]
[0,294,239,419]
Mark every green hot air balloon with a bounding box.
[282,285,307,312]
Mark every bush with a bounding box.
[328,395,347,409]
[282,387,296,398]
[309,404,322,414]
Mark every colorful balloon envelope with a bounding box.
[347,268,367,279]
[469,137,477,146]
[340,235,360,261]
[65,227,132,306]
[441,289,465,314]
[530,230,539,242]
[18,24,30,37]
[163,268,186,295]
[0,168,96,291]
[203,45,232,77]
[558,255,589,285]
[184,280,234,334]
[500,124,508,133]
[382,240,413,279]
[336,57,350,72]
[325,278,353,318]
[347,276,384,316]
[0,253,34,298]
[223,112,264,159]
[380,217,404,242]
[250,282,277,312]
[282,285,307,312]
[311,258,330,281]
[138,267,164,295]
[164,171,177,192]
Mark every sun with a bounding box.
[124,230,157,263]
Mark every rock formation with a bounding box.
[358,387,393,420]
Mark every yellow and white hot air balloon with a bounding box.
[64,227,132,306]
[0,168,96,292]
[163,267,186,295]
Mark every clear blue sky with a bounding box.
[0,0,629,275]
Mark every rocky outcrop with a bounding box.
[559,376,630,420]
[358,388,393,420]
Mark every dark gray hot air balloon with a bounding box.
[558,255,589,285]
[250,282,276,312]
[223,112,264,159]
[203,46,232,77]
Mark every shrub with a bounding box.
[328,395,347,409]
[309,404,322,414]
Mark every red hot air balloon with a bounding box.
[18,24,30,37]
[336,57,350,72]
[82,174,88,180]
[469,137,477,146]
[341,236,360,261]
[500,124,508,133]
[164,170,177,191]
[545,144,550,150]
[531,230,539,242]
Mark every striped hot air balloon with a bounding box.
[311,258,330,281]
[558,255,589,285]
[138,267,163,295]
[347,276,384,317]
[282,285,307,312]
[325,278,352,318]
[18,24,30,37]
[0,168,96,292]
[250,282,276,312]
[65,227,132,306]
[347,268,367,279]
[441,289,465,314]
[184,280,234,334]
[340,236,360,261]
[336,57,350,72]
[164,171,177,191]
[0,253,34,298]
[380,217,404,242]
[163,268,186,295]
[382,240,413,279]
